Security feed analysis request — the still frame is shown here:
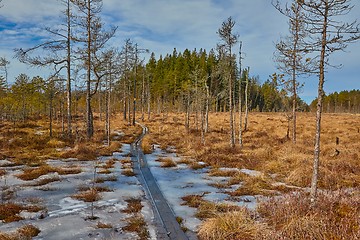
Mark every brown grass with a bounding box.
[141,134,153,154]
[0,224,40,240]
[16,165,81,181]
[157,157,177,168]
[94,175,117,183]
[122,215,150,240]
[72,188,101,202]
[121,197,149,240]
[0,202,44,223]
[121,198,143,214]
[96,222,112,229]
[0,203,24,223]
[144,112,360,190]
[198,208,268,240]
[122,169,136,177]
[257,190,360,239]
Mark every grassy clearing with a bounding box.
[144,112,360,190]
[143,112,359,239]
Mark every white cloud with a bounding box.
[0,0,359,102]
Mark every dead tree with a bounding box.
[217,16,238,148]
[299,0,360,202]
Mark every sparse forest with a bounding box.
[0,0,359,239]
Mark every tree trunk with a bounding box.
[238,42,243,146]
[85,0,93,139]
[123,79,127,121]
[310,4,328,203]
[205,84,209,133]
[66,0,72,138]
[244,68,249,131]
[147,75,151,121]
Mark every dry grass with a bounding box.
[95,175,117,183]
[141,134,153,154]
[72,188,101,202]
[16,165,81,181]
[0,202,44,223]
[0,203,24,223]
[122,169,136,177]
[0,224,40,240]
[121,197,149,240]
[144,112,360,190]
[157,157,177,168]
[257,190,360,239]
[96,222,112,229]
[198,208,268,240]
[122,215,150,240]
[121,198,143,214]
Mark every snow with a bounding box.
[0,141,259,239]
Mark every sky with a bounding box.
[0,0,359,103]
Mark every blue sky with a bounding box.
[0,0,359,103]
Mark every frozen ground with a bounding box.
[0,142,258,239]
[144,145,257,235]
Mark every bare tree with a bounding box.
[273,0,312,143]
[244,67,249,131]
[15,0,74,137]
[217,16,238,148]
[299,0,360,202]
[72,0,116,139]
[238,42,243,146]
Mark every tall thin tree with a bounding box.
[273,0,311,143]
[217,16,238,148]
[299,0,360,202]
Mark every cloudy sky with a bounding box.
[0,0,359,103]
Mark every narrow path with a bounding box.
[131,124,189,240]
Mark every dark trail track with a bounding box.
[131,124,189,240]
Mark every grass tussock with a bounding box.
[122,215,150,240]
[0,203,24,223]
[96,222,112,229]
[72,188,101,202]
[141,134,153,154]
[95,175,117,183]
[60,143,98,160]
[121,198,143,214]
[121,197,149,240]
[157,157,177,168]
[16,165,81,181]
[0,224,40,240]
[257,191,360,239]
[122,169,136,177]
[198,209,268,240]
[0,202,44,223]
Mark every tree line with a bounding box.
[310,89,360,113]
[0,0,359,203]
